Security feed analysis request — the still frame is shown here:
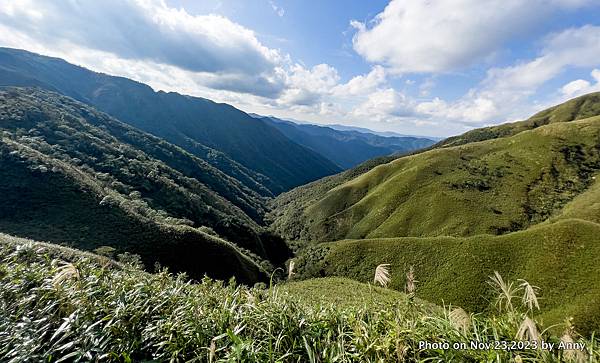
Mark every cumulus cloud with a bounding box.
[332,66,386,97]
[352,88,416,121]
[351,0,594,74]
[561,69,600,97]
[278,64,340,106]
[415,25,600,125]
[1,0,598,137]
[0,0,280,74]
[0,0,289,97]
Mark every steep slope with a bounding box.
[255,115,435,168]
[270,95,600,244]
[0,87,293,282]
[0,47,341,194]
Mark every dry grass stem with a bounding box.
[405,265,417,294]
[288,260,295,280]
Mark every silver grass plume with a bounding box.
[374,264,391,288]
[561,318,588,362]
[52,261,80,288]
[518,279,540,311]
[405,265,417,295]
[287,260,295,280]
[516,316,540,342]
[488,271,517,312]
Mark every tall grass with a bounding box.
[1,239,598,362]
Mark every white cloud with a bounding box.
[332,66,386,97]
[0,0,287,97]
[1,0,598,138]
[561,69,600,97]
[277,64,340,106]
[415,25,600,125]
[352,88,415,121]
[351,0,594,74]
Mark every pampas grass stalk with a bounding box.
[516,316,540,342]
[52,261,80,288]
[488,271,518,312]
[518,279,540,311]
[288,260,295,280]
[449,307,471,335]
[374,264,391,288]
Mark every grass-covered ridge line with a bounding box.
[293,218,600,335]
[270,92,600,245]
[271,114,600,244]
[2,234,598,362]
[437,92,600,148]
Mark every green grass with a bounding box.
[2,234,598,362]
[272,116,600,244]
[269,95,600,340]
[280,277,411,309]
[293,218,600,335]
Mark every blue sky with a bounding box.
[1,0,600,137]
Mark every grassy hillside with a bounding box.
[292,218,600,335]
[257,115,435,169]
[2,233,597,361]
[270,93,600,243]
[0,87,294,282]
[271,115,600,244]
[0,47,341,194]
[270,94,600,336]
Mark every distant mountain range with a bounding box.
[0,47,437,283]
[0,47,341,195]
[250,114,436,169]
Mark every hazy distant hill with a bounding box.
[253,115,435,168]
[0,87,293,283]
[0,47,341,194]
[324,123,442,140]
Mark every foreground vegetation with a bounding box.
[269,93,600,339]
[1,234,598,362]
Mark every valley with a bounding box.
[1,48,599,361]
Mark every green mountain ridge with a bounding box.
[0,87,291,283]
[0,47,341,194]
[270,93,600,243]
